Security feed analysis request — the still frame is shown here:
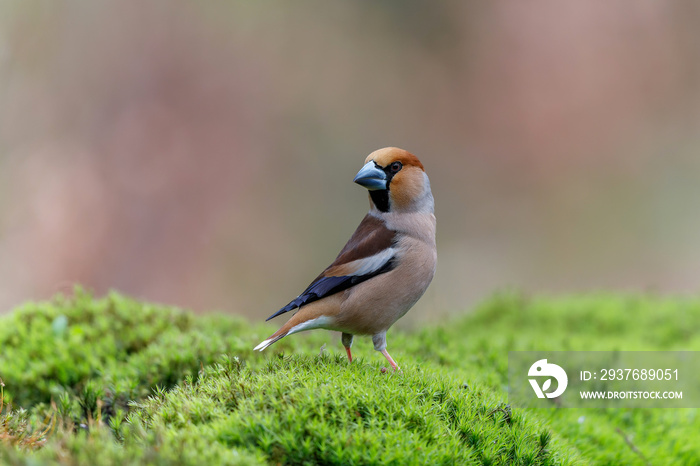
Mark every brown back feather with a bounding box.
[330,214,396,267]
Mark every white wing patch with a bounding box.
[344,248,395,276]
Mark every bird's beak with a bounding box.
[353,162,387,191]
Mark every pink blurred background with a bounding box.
[1,2,700,323]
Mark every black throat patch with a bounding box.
[370,190,390,212]
[369,162,400,213]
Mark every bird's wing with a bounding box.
[266,214,397,321]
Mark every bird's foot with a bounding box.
[380,349,400,372]
[380,366,401,374]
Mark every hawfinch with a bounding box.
[254,147,436,371]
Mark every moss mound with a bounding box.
[1,290,698,464]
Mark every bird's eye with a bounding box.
[390,162,402,172]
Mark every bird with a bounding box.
[254,147,436,371]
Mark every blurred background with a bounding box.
[1,1,700,324]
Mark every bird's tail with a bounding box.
[253,327,289,351]
[255,294,341,351]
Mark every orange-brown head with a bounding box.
[353,147,433,213]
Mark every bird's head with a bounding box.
[353,147,433,214]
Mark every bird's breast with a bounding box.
[333,235,436,335]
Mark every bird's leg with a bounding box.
[341,332,354,362]
[373,331,400,372]
[380,349,399,371]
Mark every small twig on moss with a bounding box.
[615,427,651,466]
[488,404,512,425]
[0,381,55,450]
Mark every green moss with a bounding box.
[0,289,256,411]
[0,290,698,464]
